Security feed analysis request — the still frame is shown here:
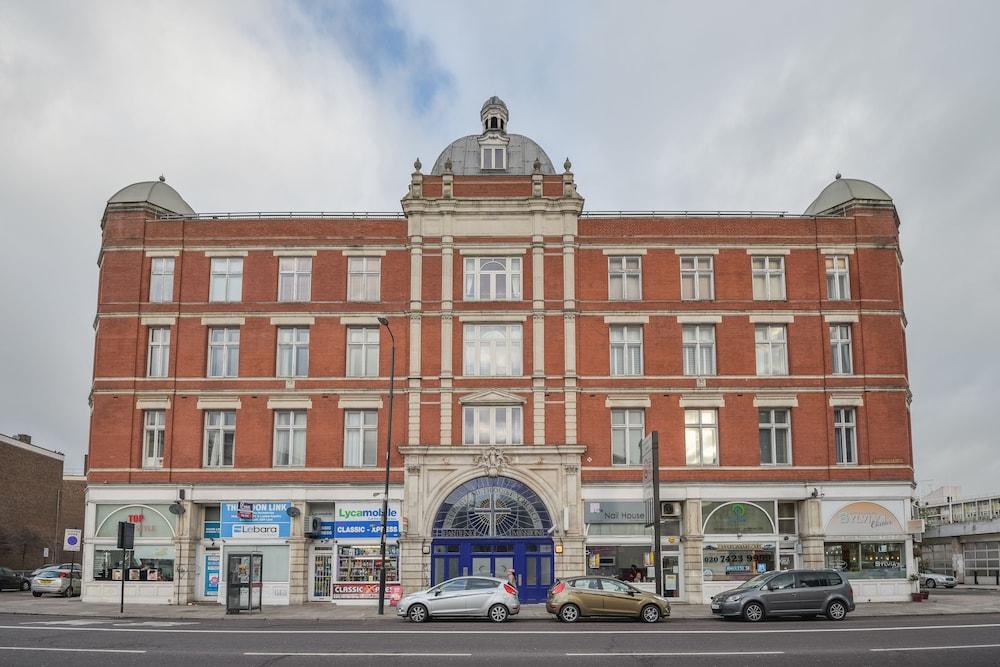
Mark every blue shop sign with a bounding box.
[220,502,292,539]
[203,521,221,539]
[334,521,400,539]
[318,521,336,539]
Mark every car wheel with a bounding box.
[489,604,509,623]
[559,603,580,623]
[408,603,429,623]
[742,602,765,623]
[32,592,42,598]
[925,578,936,589]
[640,604,660,623]
[21,581,30,591]
[825,600,848,621]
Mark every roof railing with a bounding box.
[158,211,407,220]
[157,209,852,221]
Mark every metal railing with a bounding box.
[158,211,406,220]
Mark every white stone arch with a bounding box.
[421,466,562,539]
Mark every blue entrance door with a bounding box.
[431,539,554,603]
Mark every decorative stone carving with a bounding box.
[473,446,510,477]
[406,464,421,474]
[563,464,580,474]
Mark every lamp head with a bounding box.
[377,317,390,326]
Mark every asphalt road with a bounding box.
[1,612,999,666]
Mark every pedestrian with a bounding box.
[507,569,517,589]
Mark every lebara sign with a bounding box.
[221,502,292,539]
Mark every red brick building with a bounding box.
[84,97,915,606]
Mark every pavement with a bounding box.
[3,585,1000,621]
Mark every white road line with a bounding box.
[0,646,146,654]
[871,644,1000,652]
[568,652,785,656]
[246,653,473,657]
[3,622,1000,635]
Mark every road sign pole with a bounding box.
[651,432,663,597]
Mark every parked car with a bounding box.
[545,576,671,623]
[920,572,957,588]
[30,563,82,578]
[710,569,854,622]
[0,566,31,591]
[397,576,519,622]
[31,568,81,597]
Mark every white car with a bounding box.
[920,572,956,588]
[397,576,520,623]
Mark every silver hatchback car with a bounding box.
[398,576,520,623]
[31,568,81,597]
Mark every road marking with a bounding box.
[0,646,146,654]
[20,620,111,626]
[114,621,199,627]
[246,652,473,657]
[568,652,785,656]
[871,644,1000,652]
[3,622,1000,635]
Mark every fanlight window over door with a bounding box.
[433,477,551,538]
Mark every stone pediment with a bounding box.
[458,390,525,405]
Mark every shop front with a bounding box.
[700,501,785,602]
[327,501,401,605]
[583,499,683,599]
[822,501,913,601]
[84,504,178,604]
[217,501,293,606]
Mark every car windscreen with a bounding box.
[36,570,62,578]
[736,572,772,589]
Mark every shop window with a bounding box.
[93,546,175,582]
[703,543,776,582]
[824,541,904,579]
[777,502,797,535]
[94,505,176,539]
[703,501,776,534]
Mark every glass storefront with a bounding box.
[703,543,776,582]
[824,541,904,579]
[93,546,175,581]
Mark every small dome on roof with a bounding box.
[481,95,508,116]
[804,176,892,215]
[107,179,195,215]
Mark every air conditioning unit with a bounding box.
[660,501,681,518]
[304,515,323,537]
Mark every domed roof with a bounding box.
[431,134,556,176]
[481,95,508,115]
[804,176,892,215]
[108,178,195,215]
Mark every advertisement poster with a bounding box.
[331,582,402,604]
[221,502,292,539]
[204,553,221,595]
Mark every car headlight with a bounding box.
[725,594,743,603]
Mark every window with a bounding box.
[93,546,174,582]
[278,256,311,302]
[203,410,235,467]
[824,541,903,579]
[142,410,165,468]
[755,325,788,376]
[347,257,381,302]
[826,256,851,300]
[209,257,243,303]
[463,324,522,376]
[147,327,170,377]
[207,328,239,378]
[682,325,716,376]
[274,410,306,467]
[759,409,791,465]
[481,146,506,170]
[834,407,857,464]
[680,256,714,300]
[609,256,642,300]
[347,327,379,377]
[149,258,174,303]
[611,409,644,466]
[463,405,523,446]
[830,325,853,375]
[685,409,718,465]
[276,327,309,377]
[464,257,522,301]
[610,325,643,376]
[778,502,797,535]
[751,256,785,300]
[344,410,377,467]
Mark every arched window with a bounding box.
[703,502,776,534]
[433,477,551,537]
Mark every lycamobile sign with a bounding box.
[334,502,401,539]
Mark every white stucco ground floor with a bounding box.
[82,451,920,606]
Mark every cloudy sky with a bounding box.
[1,1,996,496]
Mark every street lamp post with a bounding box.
[376,317,395,615]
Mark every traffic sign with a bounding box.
[64,529,82,552]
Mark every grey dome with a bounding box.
[431,134,556,176]
[481,95,508,115]
[804,177,892,215]
[108,179,195,215]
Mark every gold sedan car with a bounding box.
[546,576,671,623]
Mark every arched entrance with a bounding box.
[431,476,554,602]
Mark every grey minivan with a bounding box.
[710,570,854,622]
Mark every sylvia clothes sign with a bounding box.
[825,502,903,536]
[221,502,292,539]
